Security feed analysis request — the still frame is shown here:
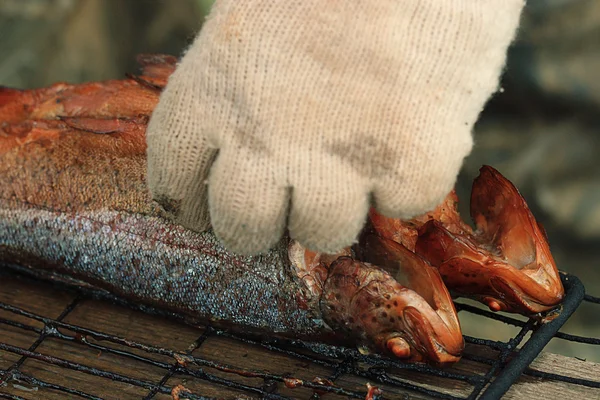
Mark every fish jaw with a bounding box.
[473,166,564,312]
[415,166,564,316]
[471,166,564,307]
[416,220,561,315]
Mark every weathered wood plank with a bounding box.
[503,353,600,400]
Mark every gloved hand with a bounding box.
[147,0,524,255]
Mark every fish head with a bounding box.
[322,235,464,366]
[416,166,564,317]
[471,166,564,310]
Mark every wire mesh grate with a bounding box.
[0,264,595,400]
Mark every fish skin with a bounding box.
[0,115,459,360]
[0,202,331,339]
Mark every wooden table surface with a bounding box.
[0,273,598,400]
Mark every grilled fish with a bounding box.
[0,55,563,365]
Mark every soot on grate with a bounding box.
[0,265,593,400]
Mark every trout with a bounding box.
[0,55,563,366]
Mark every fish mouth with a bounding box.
[469,165,565,314]
[486,274,561,315]
[376,297,464,366]
[487,276,536,313]
[381,314,462,366]
[416,223,564,317]
[387,249,555,318]
[401,306,462,366]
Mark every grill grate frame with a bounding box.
[0,265,594,400]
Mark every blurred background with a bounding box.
[1,0,598,362]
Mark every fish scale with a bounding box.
[0,204,327,338]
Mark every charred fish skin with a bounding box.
[0,201,329,339]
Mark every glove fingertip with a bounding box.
[208,153,289,255]
[214,222,285,256]
[289,182,370,254]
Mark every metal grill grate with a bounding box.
[0,265,594,400]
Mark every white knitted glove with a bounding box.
[147,0,524,255]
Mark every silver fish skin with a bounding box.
[0,201,329,339]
